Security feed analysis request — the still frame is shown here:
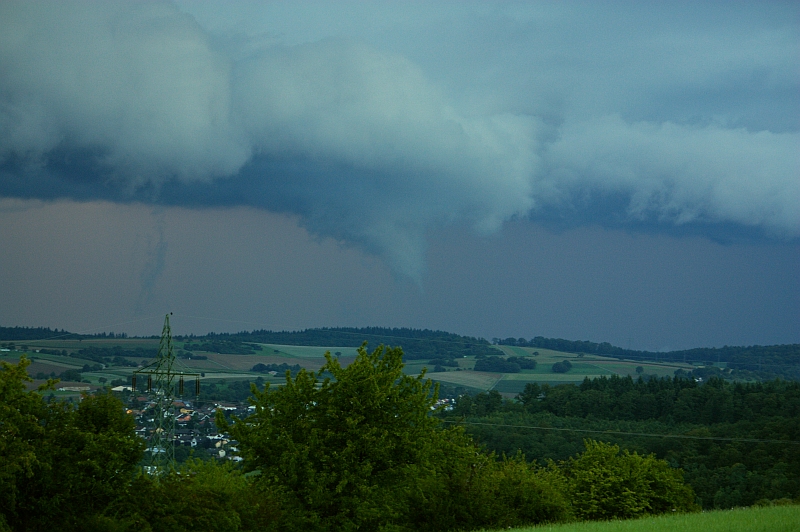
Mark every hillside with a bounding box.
[498,337,800,381]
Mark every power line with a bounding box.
[441,420,800,445]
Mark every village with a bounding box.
[111,385,251,463]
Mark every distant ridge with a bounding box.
[0,326,68,341]
[0,326,125,341]
[203,327,496,360]
[497,337,800,381]
[2,324,797,379]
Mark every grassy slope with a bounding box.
[435,346,693,394]
[493,505,800,532]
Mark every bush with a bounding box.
[469,455,572,527]
[103,460,280,532]
[508,356,537,370]
[59,368,83,381]
[560,440,699,520]
[474,356,521,373]
[552,360,573,373]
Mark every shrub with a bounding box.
[508,356,537,369]
[552,360,572,373]
[474,356,521,373]
[560,440,699,520]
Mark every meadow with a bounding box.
[430,345,693,395]
[493,504,800,532]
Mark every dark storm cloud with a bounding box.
[1,1,798,277]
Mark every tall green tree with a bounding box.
[0,357,49,531]
[0,357,143,531]
[222,343,571,531]
[222,344,445,531]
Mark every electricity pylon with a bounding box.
[147,313,177,470]
[132,313,201,473]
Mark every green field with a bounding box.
[263,343,361,359]
[426,347,694,395]
[493,505,800,532]
[427,370,504,391]
[1,337,697,395]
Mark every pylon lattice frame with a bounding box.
[147,313,177,470]
[132,313,201,473]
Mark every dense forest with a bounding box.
[445,376,800,509]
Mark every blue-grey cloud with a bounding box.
[1,1,797,277]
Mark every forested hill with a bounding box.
[203,327,496,360]
[498,337,800,381]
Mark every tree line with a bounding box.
[183,341,262,355]
[206,327,498,360]
[473,355,538,373]
[0,326,129,341]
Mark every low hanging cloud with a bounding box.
[541,117,799,237]
[1,1,797,278]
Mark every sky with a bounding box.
[0,1,798,351]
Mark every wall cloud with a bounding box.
[1,1,797,277]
